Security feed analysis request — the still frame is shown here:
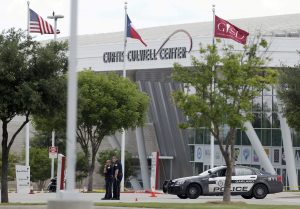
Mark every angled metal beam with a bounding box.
[244,121,276,174]
[277,101,298,190]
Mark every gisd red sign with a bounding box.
[49,146,58,159]
[215,15,249,44]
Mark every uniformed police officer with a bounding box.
[101,160,113,200]
[111,156,123,200]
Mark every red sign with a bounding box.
[49,146,58,158]
[214,15,249,45]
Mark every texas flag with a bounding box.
[126,15,147,47]
[214,15,249,45]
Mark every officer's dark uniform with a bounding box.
[103,164,113,199]
[112,160,123,200]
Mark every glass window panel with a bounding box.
[242,131,251,145]
[252,96,262,112]
[261,129,271,146]
[236,129,242,145]
[235,167,255,176]
[191,162,195,174]
[263,86,273,96]
[292,131,300,147]
[255,129,262,142]
[274,149,280,163]
[273,88,278,96]
[272,113,280,128]
[190,145,194,161]
[262,96,272,112]
[195,129,204,144]
[262,112,272,128]
[272,129,282,146]
[282,169,287,187]
[251,165,261,169]
[252,113,262,128]
[204,129,211,144]
[195,162,203,174]
[187,129,195,144]
[272,96,278,112]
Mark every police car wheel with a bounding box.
[186,184,201,199]
[253,184,268,199]
[177,194,188,199]
[241,194,253,199]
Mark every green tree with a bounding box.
[77,70,148,191]
[29,148,51,191]
[33,70,149,192]
[172,39,277,202]
[97,149,136,181]
[0,153,19,181]
[277,59,300,131]
[0,29,68,202]
[30,130,66,155]
[76,152,89,189]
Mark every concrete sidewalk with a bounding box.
[1,191,299,208]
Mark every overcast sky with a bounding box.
[1,0,300,40]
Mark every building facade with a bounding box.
[75,13,300,189]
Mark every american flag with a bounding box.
[29,9,59,35]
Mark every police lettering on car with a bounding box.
[163,165,283,199]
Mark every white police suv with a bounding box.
[163,165,283,199]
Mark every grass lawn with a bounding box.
[95,202,300,209]
[1,202,300,209]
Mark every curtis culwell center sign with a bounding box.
[103,29,193,63]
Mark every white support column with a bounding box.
[136,127,150,190]
[25,122,30,167]
[277,102,298,190]
[244,121,276,174]
[210,131,214,168]
[120,130,125,192]
[51,131,55,179]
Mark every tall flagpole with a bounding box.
[47,13,64,180]
[25,1,30,168]
[120,1,128,193]
[65,0,78,195]
[210,4,216,169]
[27,1,30,37]
[212,5,216,46]
[49,0,92,208]
[123,2,128,78]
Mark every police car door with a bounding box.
[231,167,257,193]
[208,167,227,194]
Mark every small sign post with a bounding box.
[49,146,58,159]
[150,151,159,190]
[15,165,30,194]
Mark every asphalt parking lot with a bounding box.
[1,191,299,208]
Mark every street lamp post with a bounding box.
[47,12,64,41]
[47,12,64,180]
